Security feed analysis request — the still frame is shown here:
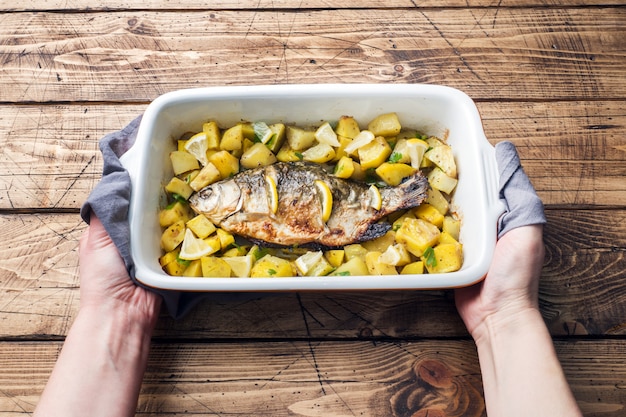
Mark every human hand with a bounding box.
[79,215,162,325]
[455,224,545,340]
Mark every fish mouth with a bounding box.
[190,182,242,224]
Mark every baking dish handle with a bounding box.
[482,139,507,222]
[119,139,140,181]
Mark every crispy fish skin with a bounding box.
[189,161,428,248]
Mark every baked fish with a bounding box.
[189,161,428,248]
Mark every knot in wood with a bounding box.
[413,359,453,388]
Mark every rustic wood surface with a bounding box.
[0,1,624,416]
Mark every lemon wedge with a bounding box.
[184,131,209,166]
[379,244,411,266]
[344,130,375,155]
[252,121,274,144]
[265,174,279,214]
[314,180,333,222]
[302,143,336,164]
[314,122,340,147]
[368,184,382,210]
[179,228,217,260]
[223,255,254,278]
[406,138,429,169]
[295,251,323,275]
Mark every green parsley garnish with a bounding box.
[389,152,402,163]
[423,247,437,268]
[253,247,269,261]
[267,268,277,276]
[295,151,304,160]
[336,271,350,276]
[166,193,188,209]
[176,257,192,267]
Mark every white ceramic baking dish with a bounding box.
[122,84,505,292]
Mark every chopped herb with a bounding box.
[267,134,277,146]
[295,151,303,160]
[423,247,437,268]
[267,268,277,276]
[166,193,188,209]
[392,223,402,232]
[176,257,191,267]
[336,271,350,276]
[364,168,386,187]
[389,152,403,163]
[253,247,269,261]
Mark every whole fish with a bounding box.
[189,161,428,248]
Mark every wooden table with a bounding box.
[1,1,625,415]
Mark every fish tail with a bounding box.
[381,172,429,212]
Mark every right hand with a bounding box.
[454,224,545,340]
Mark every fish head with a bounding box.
[189,181,242,224]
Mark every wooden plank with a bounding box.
[1,210,625,339]
[4,0,625,12]
[1,101,625,210]
[1,339,625,416]
[0,8,624,102]
[0,105,145,210]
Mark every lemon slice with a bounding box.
[406,138,429,169]
[314,122,340,147]
[294,251,323,275]
[223,255,254,278]
[179,228,216,260]
[265,174,279,214]
[344,130,375,155]
[184,131,209,166]
[368,184,382,210]
[314,180,333,222]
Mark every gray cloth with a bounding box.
[495,141,547,238]
[80,116,262,319]
[80,118,545,319]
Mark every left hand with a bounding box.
[79,215,162,324]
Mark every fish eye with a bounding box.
[198,188,219,213]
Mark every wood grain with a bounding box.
[1,210,624,339]
[1,101,624,210]
[0,2,624,415]
[5,0,625,12]
[1,340,625,416]
[0,105,145,210]
[0,8,624,102]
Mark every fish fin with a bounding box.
[357,222,392,242]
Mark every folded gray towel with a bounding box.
[495,141,547,239]
[80,116,261,319]
[80,118,546,318]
